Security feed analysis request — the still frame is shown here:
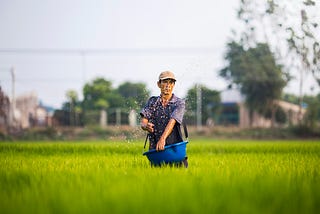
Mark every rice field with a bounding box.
[0,139,320,214]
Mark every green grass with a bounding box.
[1,139,320,214]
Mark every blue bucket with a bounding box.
[143,141,188,166]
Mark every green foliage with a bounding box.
[58,77,151,126]
[82,110,101,125]
[282,93,320,129]
[302,96,320,130]
[282,93,300,105]
[62,90,83,126]
[1,141,320,214]
[81,78,150,112]
[65,90,78,103]
[185,84,221,124]
[82,77,113,110]
[117,82,150,110]
[220,41,289,124]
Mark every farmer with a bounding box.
[140,71,188,167]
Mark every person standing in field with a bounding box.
[140,71,188,167]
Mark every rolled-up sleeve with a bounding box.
[140,97,155,119]
[140,108,150,119]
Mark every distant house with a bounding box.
[218,90,306,128]
[35,105,47,126]
[15,92,38,129]
[15,93,54,128]
[275,100,306,125]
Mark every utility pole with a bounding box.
[81,51,87,84]
[10,67,16,127]
[196,84,202,131]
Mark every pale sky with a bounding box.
[0,0,318,108]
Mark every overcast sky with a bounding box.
[0,0,318,109]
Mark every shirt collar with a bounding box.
[157,94,177,104]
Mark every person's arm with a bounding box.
[156,118,176,151]
[140,117,154,133]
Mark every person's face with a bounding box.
[157,79,175,96]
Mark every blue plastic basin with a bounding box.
[143,141,188,166]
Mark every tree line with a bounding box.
[53,71,320,129]
[53,77,222,127]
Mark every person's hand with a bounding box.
[143,122,154,133]
[156,138,165,151]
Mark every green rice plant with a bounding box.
[0,140,319,214]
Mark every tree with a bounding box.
[220,41,289,126]
[81,77,150,126]
[82,78,116,126]
[282,92,320,131]
[302,94,320,131]
[65,90,81,126]
[236,0,320,109]
[185,85,221,125]
[82,78,113,111]
[58,90,82,126]
[117,82,150,111]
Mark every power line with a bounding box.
[0,47,220,55]
[1,78,83,83]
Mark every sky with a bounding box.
[0,0,318,109]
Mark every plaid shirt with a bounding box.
[140,94,185,149]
